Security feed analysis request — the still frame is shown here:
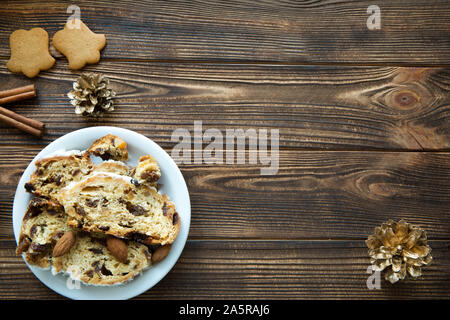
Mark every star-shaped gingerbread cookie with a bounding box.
[52,19,106,70]
[7,28,55,78]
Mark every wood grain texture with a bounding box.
[1,148,449,240]
[0,239,448,299]
[0,62,449,150]
[0,0,449,300]
[0,1,449,64]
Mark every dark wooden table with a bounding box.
[0,0,449,299]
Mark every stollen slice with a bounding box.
[16,198,152,285]
[88,134,128,161]
[51,232,152,286]
[56,172,180,245]
[24,150,93,199]
[16,198,70,269]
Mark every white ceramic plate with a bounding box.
[12,126,190,300]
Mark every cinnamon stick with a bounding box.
[0,106,45,130]
[0,90,36,105]
[0,84,43,136]
[0,84,35,98]
[0,114,42,137]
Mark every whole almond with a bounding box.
[52,231,76,257]
[106,236,128,263]
[152,244,172,263]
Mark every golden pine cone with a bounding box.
[68,73,116,117]
[366,219,432,284]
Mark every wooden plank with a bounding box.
[0,1,449,64]
[1,148,449,240]
[0,62,449,150]
[0,239,448,299]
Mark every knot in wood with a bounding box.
[392,90,419,109]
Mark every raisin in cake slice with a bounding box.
[16,198,71,268]
[24,150,93,199]
[56,172,180,245]
[51,232,151,286]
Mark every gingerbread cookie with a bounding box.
[52,19,106,70]
[7,28,55,78]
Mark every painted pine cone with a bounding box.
[366,219,432,283]
[68,73,115,117]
